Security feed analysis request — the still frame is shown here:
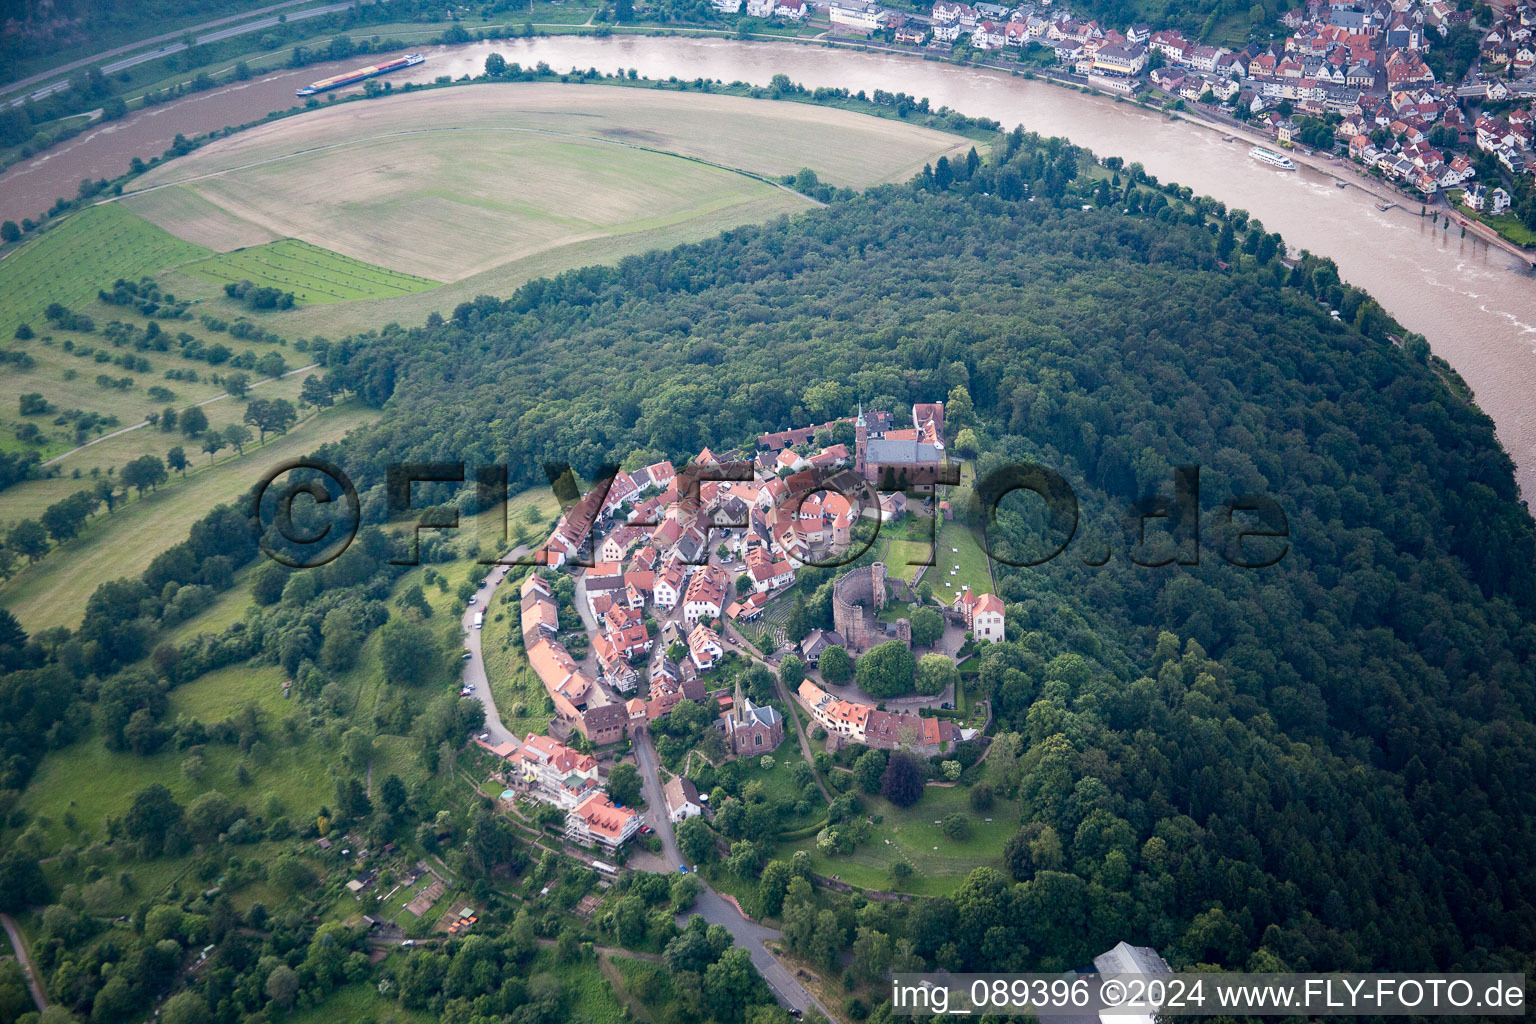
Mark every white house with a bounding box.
[1492,187,1513,214]
[688,624,725,671]
[682,566,727,624]
[652,561,684,610]
[664,776,704,823]
[565,793,642,849]
[954,587,1005,642]
[829,1,890,32]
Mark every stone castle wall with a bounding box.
[833,562,889,651]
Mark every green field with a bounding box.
[19,661,332,850]
[182,238,439,305]
[780,784,1019,896]
[0,403,379,633]
[881,515,941,582]
[0,203,211,333]
[934,518,994,598]
[285,981,434,1024]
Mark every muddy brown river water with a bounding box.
[2,35,1533,498]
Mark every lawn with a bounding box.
[286,981,434,1024]
[881,515,940,582]
[0,402,380,633]
[933,517,994,599]
[169,661,292,721]
[181,238,439,305]
[1470,209,1536,248]
[778,783,1019,896]
[0,203,211,334]
[745,734,828,833]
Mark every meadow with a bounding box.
[19,661,330,850]
[780,784,1019,896]
[0,403,379,633]
[182,238,439,304]
[0,203,210,332]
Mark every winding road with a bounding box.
[632,727,834,1020]
[458,548,530,749]
[466,555,830,1018]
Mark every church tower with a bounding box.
[854,403,868,480]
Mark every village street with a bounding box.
[468,548,831,1018]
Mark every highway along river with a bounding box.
[3,35,1534,498]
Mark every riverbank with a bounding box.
[2,33,1533,499]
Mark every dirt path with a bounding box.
[1,913,47,1011]
[41,361,319,467]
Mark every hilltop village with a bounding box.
[475,403,997,856]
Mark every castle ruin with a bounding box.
[832,562,911,652]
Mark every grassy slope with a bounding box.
[182,238,440,303]
[934,517,993,598]
[0,338,306,476]
[779,784,1019,896]
[0,203,212,332]
[19,664,330,850]
[0,402,379,633]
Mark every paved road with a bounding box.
[632,728,833,1019]
[483,538,830,1017]
[5,0,378,106]
[458,547,531,749]
[0,913,47,1011]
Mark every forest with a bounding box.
[300,127,1535,973]
[1,125,1534,1023]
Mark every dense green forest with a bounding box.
[307,131,1536,972]
[2,125,1534,1023]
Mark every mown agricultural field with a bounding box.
[125,83,975,335]
[182,238,439,304]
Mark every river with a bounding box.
[2,34,1533,497]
